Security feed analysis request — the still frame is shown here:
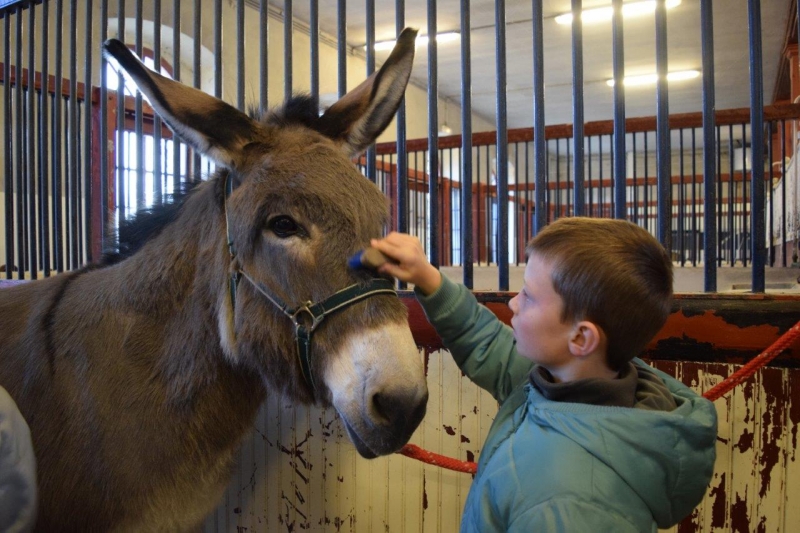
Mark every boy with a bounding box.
[371,217,717,532]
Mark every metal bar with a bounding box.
[55,0,65,270]
[632,133,638,223]
[691,127,697,266]
[532,0,546,234]
[644,133,649,230]
[741,123,748,267]
[747,0,765,292]
[337,0,346,98]
[14,6,23,277]
[612,0,625,219]
[395,0,408,255]
[309,0,319,101]
[39,2,51,277]
[654,0,671,248]
[193,0,201,180]
[237,0,245,110]
[588,136,593,216]
[717,125,723,267]
[570,0,584,217]
[214,0,222,98]
[781,119,787,266]
[135,0,144,215]
[3,12,12,278]
[173,0,182,191]
[460,0,473,286]
[101,0,109,251]
[428,0,439,268]
[69,0,79,268]
[679,129,685,265]
[768,122,774,266]
[154,0,162,205]
[260,0,268,109]
[284,0,292,100]
[83,0,93,263]
[365,0,376,183]
[27,2,37,277]
[728,127,734,266]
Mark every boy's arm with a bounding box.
[371,233,533,401]
[415,276,533,402]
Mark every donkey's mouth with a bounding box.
[339,417,379,459]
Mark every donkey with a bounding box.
[0,28,427,532]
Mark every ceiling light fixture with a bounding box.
[606,69,700,87]
[555,0,681,25]
[370,32,460,51]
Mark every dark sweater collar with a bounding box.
[530,363,639,408]
[530,362,678,411]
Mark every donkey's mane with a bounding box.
[100,180,205,266]
[262,94,321,129]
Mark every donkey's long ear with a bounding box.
[317,28,417,157]
[103,39,259,170]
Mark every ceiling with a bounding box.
[274,0,795,132]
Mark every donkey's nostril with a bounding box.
[371,392,392,425]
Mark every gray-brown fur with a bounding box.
[0,28,425,531]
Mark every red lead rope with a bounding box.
[398,319,800,475]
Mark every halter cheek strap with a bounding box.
[223,174,397,399]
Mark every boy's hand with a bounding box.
[370,232,442,295]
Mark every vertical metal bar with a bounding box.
[237,0,245,110]
[428,0,440,269]
[460,0,473,287]
[654,0,671,248]
[494,0,508,287]
[741,123,748,267]
[691,127,697,266]
[84,0,94,262]
[3,12,13,278]
[611,0,625,219]
[781,119,787,266]
[69,0,79,268]
[101,0,109,250]
[588,136,593,216]
[309,0,319,101]
[532,0,546,235]
[284,0,292,100]
[27,3,38,277]
[728,128,734,266]
[193,0,201,180]
[260,0,268,109]
[337,0,346,98]
[365,0,376,183]
[172,0,181,190]
[153,0,162,205]
[556,139,561,219]
[717,125,723,266]
[569,0,584,217]
[214,0,222,98]
[135,0,144,215]
[39,2,51,277]
[768,123,774,267]
[55,0,65,270]
[644,133,649,230]
[679,129,685,265]
[747,0,764,292]
[632,133,638,224]
[566,139,571,215]
[395,0,408,254]
[14,7,24,277]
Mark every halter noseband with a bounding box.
[223,174,397,398]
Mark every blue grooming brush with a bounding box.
[348,248,391,270]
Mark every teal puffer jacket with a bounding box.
[417,277,718,533]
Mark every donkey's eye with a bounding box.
[268,216,300,238]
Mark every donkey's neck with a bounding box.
[106,178,265,427]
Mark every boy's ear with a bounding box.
[568,321,604,358]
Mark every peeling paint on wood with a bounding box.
[207,294,800,532]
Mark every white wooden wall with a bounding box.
[206,353,799,533]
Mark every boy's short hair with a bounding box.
[526,217,673,370]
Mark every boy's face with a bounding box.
[508,253,575,368]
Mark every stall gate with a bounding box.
[1,0,799,532]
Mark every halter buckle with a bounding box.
[290,303,324,334]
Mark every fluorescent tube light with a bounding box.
[606,69,700,87]
[371,32,460,51]
[555,0,681,25]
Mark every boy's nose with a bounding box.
[508,293,519,313]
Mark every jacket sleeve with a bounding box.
[507,500,644,533]
[416,276,534,403]
[0,386,38,533]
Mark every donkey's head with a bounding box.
[104,29,427,458]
